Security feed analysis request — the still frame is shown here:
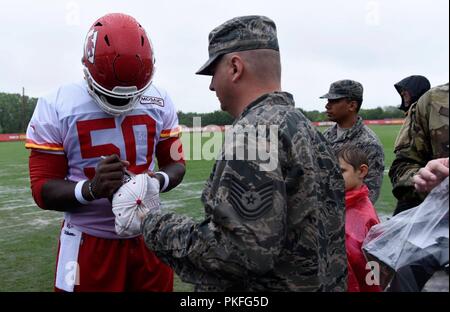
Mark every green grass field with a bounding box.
[0,125,401,292]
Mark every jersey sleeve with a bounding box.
[159,92,181,141]
[25,96,64,154]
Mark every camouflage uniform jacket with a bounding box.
[323,116,385,204]
[389,83,449,205]
[142,92,347,291]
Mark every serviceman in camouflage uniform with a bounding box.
[389,83,449,215]
[389,75,431,214]
[321,80,385,204]
[141,15,347,291]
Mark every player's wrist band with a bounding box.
[155,171,169,192]
[75,180,90,205]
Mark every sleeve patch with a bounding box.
[228,175,273,220]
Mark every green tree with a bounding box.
[0,92,37,133]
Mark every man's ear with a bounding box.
[348,100,358,112]
[229,55,244,82]
[359,164,369,180]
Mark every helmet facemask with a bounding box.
[83,67,152,116]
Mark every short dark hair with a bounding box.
[355,98,363,112]
[336,144,368,170]
[345,98,363,112]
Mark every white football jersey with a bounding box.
[26,80,181,238]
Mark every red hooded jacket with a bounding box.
[345,184,382,292]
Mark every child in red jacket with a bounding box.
[337,145,382,292]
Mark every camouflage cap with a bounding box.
[320,80,364,101]
[196,15,279,76]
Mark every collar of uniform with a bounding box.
[238,91,294,121]
[329,116,364,142]
[342,116,364,141]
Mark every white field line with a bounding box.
[0,163,28,168]
[34,217,62,227]
[0,192,203,212]
[17,177,31,182]
[177,181,206,187]
[21,210,47,216]
[0,216,62,231]
[0,187,29,195]
[0,204,36,211]
[162,196,202,205]
[167,189,203,198]
[0,199,27,204]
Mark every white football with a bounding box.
[112,173,160,237]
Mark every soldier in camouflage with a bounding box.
[389,75,431,214]
[141,15,347,291]
[389,83,449,215]
[321,80,385,204]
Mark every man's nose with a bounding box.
[209,79,215,92]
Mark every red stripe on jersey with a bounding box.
[29,150,68,208]
[160,126,181,138]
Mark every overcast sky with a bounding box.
[0,0,448,113]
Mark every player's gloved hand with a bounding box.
[89,154,130,200]
[112,174,160,236]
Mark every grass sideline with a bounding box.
[0,125,400,291]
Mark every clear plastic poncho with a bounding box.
[362,177,449,291]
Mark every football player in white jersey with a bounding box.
[26,13,185,292]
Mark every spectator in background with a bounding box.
[337,144,381,292]
[321,79,385,204]
[389,75,431,214]
[389,83,449,215]
[394,75,431,114]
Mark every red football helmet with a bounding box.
[82,13,155,116]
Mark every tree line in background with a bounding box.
[177,106,405,126]
[0,92,404,133]
[0,92,37,134]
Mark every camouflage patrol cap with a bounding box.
[196,15,279,76]
[320,79,364,101]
